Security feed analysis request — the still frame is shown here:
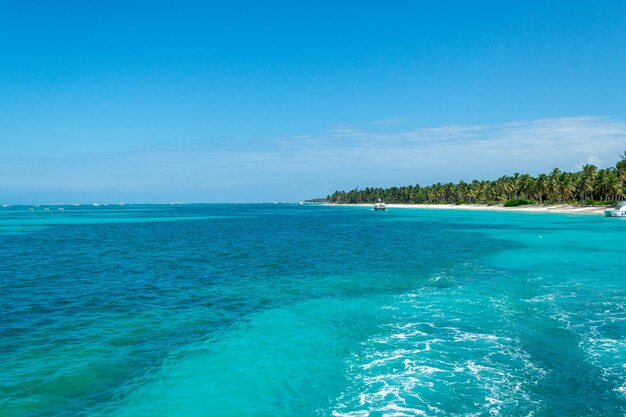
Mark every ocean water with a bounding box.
[1,204,625,417]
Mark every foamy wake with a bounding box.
[330,290,544,417]
[576,296,626,400]
[526,284,626,403]
[527,282,626,408]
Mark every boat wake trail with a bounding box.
[330,288,545,417]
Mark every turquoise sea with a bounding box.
[1,204,625,416]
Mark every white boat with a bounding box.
[374,199,387,211]
[604,201,626,217]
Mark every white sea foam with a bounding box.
[329,288,545,417]
[575,298,626,399]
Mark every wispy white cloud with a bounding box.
[3,116,626,202]
[267,116,626,174]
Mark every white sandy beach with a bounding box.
[334,203,608,215]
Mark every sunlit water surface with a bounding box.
[1,204,625,416]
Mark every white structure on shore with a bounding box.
[604,201,626,217]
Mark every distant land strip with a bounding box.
[323,152,626,207]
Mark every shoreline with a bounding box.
[331,203,609,215]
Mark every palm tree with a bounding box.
[548,168,562,202]
[536,174,548,204]
[616,151,626,200]
[510,173,521,199]
[578,164,597,202]
[518,174,536,200]
[595,169,612,201]
[607,171,622,201]
[558,174,576,202]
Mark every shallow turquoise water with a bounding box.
[1,204,625,416]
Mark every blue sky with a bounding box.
[2,1,626,203]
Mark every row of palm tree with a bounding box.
[327,152,626,205]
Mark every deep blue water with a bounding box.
[1,204,625,416]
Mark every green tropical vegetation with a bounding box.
[503,198,534,207]
[327,152,626,206]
